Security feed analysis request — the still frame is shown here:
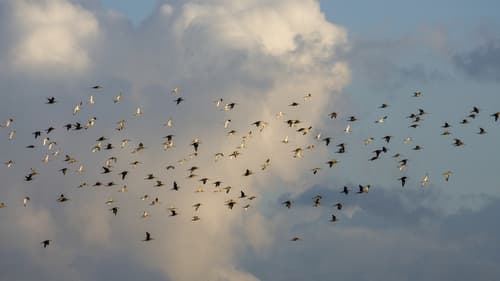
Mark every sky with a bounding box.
[0,1,500,281]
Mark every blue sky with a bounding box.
[0,1,499,281]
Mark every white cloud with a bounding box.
[9,0,99,73]
[0,0,350,280]
[175,0,348,62]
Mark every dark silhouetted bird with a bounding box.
[41,240,51,248]
[492,112,500,122]
[282,200,292,208]
[398,176,408,187]
[143,232,153,241]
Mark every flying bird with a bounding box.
[399,159,408,171]
[191,138,200,153]
[46,97,57,104]
[292,148,303,158]
[23,196,30,207]
[113,93,122,103]
[364,137,375,145]
[421,174,430,187]
[41,240,51,248]
[491,112,500,122]
[341,186,349,195]
[224,103,237,111]
[168,207,178,216]
[398,176,408,187]
[225,199,236,210]
[375,116,387,124]
[192,203,202,211]
[313,195,322,207]
[119,171,129,180]
[57,194,69,202]
[134,107,143,117]
[453,138,464,147]
[329,214,338,223]
[344,124,351,134]
[357,185,370,194]
[382,135,392,143]
[143,232,153,241]
[215,98,223,107]
[443,170,452,182]
[282,200,292,209]
[322,137,332,146]
[4,118,13,127]
[5,160,14,168]
[174,97,184,105]
[73,102,82,115]
[325,159,339,168]
[261,158,271,170]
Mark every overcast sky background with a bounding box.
[0,1,499,280]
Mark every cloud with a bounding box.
[8,0,99,73]
[1,1,498,281]
[347,34,450,91]
[248,187,500,281]
[453,39,500,81]
[0,0,350,280]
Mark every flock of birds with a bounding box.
[0,87,499,248]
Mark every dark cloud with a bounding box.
[286,182,445,228]
[453,39,500,81]
[254,187,500,281]
[346,37,450,91]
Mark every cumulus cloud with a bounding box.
[0,0,350,280]
[9,0,99,73]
